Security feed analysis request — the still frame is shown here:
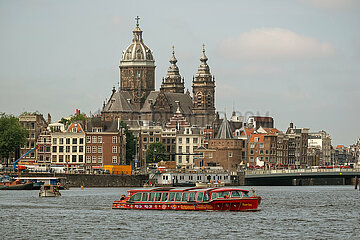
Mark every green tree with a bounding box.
[146,142,169,163]
[0,113,28,165]
[119,121,137,165]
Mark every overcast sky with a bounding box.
[0,0,359,146]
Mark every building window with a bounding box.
[72,146,77,153]
[79,146,83,152]
[98,156,103,163]
[98,146,102,153]
[149,137,153,143]
[92,136,97,143]
[178,138,182,144]
[86,146,91,153]
[72,138,77,144]
[53,138,57,144]
[143,137,147,143]
[92,146,97,153]
[66,146,70,153]
[250,143,255,148]
[52,146,57,153]
[72,155,77,162]
[66,138,70,144]
[86,136,91,143]
[112,146,117,153]
[78,155,83,163]
[46,146,51,152]
[79,138,84,144]
[260,143,264,148]
[59,138,64,145]
[186,146,190,153]
[178,156,182,164]
[86,156,91,163]
[250,150,254,155]
[59,146,64,153]
[58,155,63,163]
[155,137,160,142]
[229,152,233,157]
[260,150,263,155]
[112,136,117,144]
[92,156,97,163]
[112,156,117,163]
[193,138,198,144]
[186,138,190,144]
[265,150,269,155]
[98,136,102,143]
[178,146,182,153]
[209,153,213,158]
[52,155,57,162]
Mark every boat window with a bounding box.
[196,192,204,202]
[243,192,249,197]
[168,192,175,202]
[204,191,210,201]
[155,192,162,201]
[141,192,149,201]
[211,193,217,200]
[175,192,182,202]
[189,192,196,202]
[129,192,142,202]
[231,191,242,198]
[218,191,230,199]
[161,192,169,201]
[181,192,189,202]
[148,192,155,201]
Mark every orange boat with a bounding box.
[112,187,261,211]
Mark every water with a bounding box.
[1,186,359,239]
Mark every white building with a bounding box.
[308,130,332,165]
[176,127,203,168]
[51,122,85,171]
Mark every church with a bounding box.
[101,18,217,127]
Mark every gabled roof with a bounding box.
[141,91,193,114]
[103,91,138,112]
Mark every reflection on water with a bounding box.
[1,186,359,239]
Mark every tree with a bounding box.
[119,121,137,165]
[0,113,28,165]
[146,142,169,163]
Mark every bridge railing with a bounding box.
[245,167,360,175]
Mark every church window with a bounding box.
[136,49,143,59]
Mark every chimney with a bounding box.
[290,122,294,128]
[47,113,51,124]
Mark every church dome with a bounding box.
[120,18,154,66]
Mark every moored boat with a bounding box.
[0,179,34,190]
[112,187,261,211]
[39,184,61,197]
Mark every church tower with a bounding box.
[119,16,155,109]
[192,44,216,123]
[160,46,185,93]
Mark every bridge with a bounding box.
[244,168,360,186]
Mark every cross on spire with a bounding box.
[172,45,175,54]
[135,16,140,27]
[202,43,205,53]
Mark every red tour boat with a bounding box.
[112,187,261,211]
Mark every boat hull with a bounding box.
[0,182,34,190]
[112,198,261,211]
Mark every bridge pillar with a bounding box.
[355,176,358,190]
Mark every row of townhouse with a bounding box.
[19,114,126,172]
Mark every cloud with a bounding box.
[300,0,360,9]
[218,28,335,61]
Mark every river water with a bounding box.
[0,186,359,240]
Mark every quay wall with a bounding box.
[11,172,149,187]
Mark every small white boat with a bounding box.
[39,184,61,197]
[196,182,225,188]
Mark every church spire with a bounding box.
[160,46,185,93]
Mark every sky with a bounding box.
[0,0,359,146]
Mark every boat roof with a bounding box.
[128,187,249,193]
[15,177,65,180]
